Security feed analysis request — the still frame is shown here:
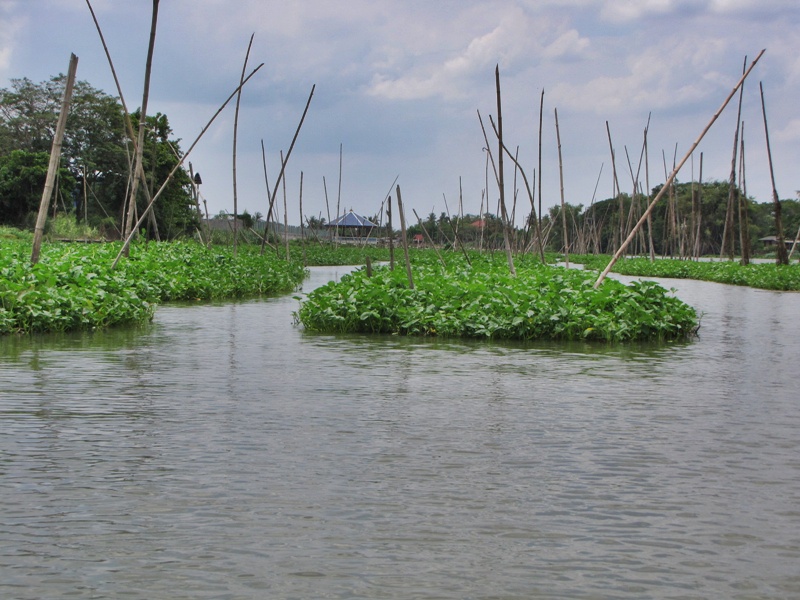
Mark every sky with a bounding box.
[2,0,799,227]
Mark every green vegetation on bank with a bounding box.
[0,241,306,334]
[296,253,697,342]
[570,254,800,291]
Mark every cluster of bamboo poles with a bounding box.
[449,50,790,290]
[31,7,794,285]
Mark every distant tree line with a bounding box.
[541,181,800,257]
[0,74,196,238]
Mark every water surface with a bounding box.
[1,267,798,599]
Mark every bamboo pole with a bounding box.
[31,53,78,265]
[788,224,800,260]
[259,139,274,248]
[395,186,414,289]
[232,33,255,256]
[86,0,163,239]
[123,0,160,244]
[738,123,751,264]
[554,107,569,266]
[335,143,343,246]
[605,121,625,252]
[537,89,544,249]
[413,209,446,269]
[594,49,765,288]
[443,192,471,265]
[281,150,289,260]
[188,162,206,246]
[759,80,789,265]
[299,171,307,266]
[644,124,656,261]
[387,194,395,270]
[487,124,545,263]
[694,153,704,258]
[259,84,315,254]
[113,64,264,267]
[323,176,331,226]
[494,66,516,276]
[721,56,747,260]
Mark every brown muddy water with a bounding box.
[1,266,798,599]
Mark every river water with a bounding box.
[1,266,798,599]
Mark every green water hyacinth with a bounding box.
[0,241,306,334]
[297,258,698,342]
[572,255,800,291]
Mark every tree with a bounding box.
[129,110,197,239]
[0,74,195,238]
[0,150,74,227]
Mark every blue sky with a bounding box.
[2,0,799,225]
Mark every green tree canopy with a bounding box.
[0,74,196,238]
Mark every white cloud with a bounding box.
[774,118,800,142]
[550,37,731,115]
[0,1,23,74]
[365,5,590,101]
[599,0,692,22]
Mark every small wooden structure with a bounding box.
[759,236,793,250]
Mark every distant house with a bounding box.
[760,236,795,249]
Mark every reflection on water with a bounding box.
[1,267,799,599]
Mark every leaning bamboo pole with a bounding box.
[413,209,446,269]
[281,151,289,260]
[537,89,544,249]
[31,53,78,265]
[555,107,569,266]
[693,153,704,258]
[759,80,789,265]
[594,49,765,288]
[788,223,800,260]
[395,186,414,289]
[485,113,545,263]
[188,162,206,246]
[721,56,747,261]
[299,171,307,265]
[86,0,161,241]
[335,143,343,247]
[123,0,160,243]
[643,124,656,261]
[259,85,315,254]
[387,194,395,270]
[232,33,255,257]
[494,66,516,276]
[738,123,752,264]
[606,122,625,252]
[113,64,264,267]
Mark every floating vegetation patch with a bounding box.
[0,241,306,334]
[296,255,698,342]
[572,254,800,291]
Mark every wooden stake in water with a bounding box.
[124,0,160,244]
[759,81,789,266]
[494,66,516,276]
[413,209,446,269]
[233,33,255,257]
[395,186,414,289]
[387,194,395,271]
[555,107,569,267]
